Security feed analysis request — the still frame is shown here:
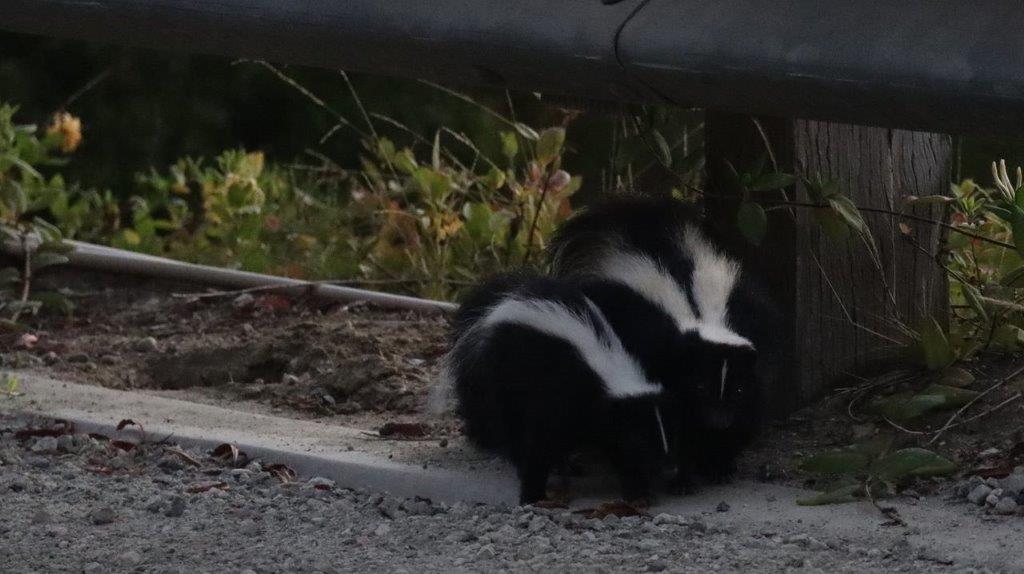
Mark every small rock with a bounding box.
[998,474,1024,497]
[978,447,1002,460]
[967,484,992,505]
[43,351,59,364]
[994,497,1018,516]
[528,515,548,532]
[56,434,75,452]
[716,501,731,512]
[647,561,668,572]
[90,507,116,525]
[145,496,163,513]
[133,337,159,353]
[66,352,90,363]
[282,373,301,385]
[31,436,59,453]
[165,496,185,517]
[31,509,52,524]
[118,551,143,565]
[82,562,103,574]
[100,355,118,365]
[474,544,497,561]
[307,477,335,489]
[438,438,449,448]
[373,523,391,537]
[653,513,686,526]
[233,293,255,308]
[985,493,1002,507]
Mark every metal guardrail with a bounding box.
[2,0,1023,135]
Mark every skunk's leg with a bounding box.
[668,437,698,495]
[606,440,653,504]
[516,424,557,505]
[699,437,739,484]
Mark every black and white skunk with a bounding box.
[440,272,672,504]
[549,195,778,490]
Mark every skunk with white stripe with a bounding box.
[549,195,778,490]
[441,272,672,504]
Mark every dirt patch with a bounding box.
[3,268,452,432]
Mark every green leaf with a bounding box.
[903,195,955,206]
[431,130,442,171]
[800,451,870,475]
[960,282,988,323]
[535,127,566,166]
[870,448,956,481]
[0,267,20,284]
[500,131,519,160]
[736,202,768,246]
[31,291,75,316]
[796,484,861,506]
[514,123,539,141]
[1002,266,1024,288]
[816,210,851,241]
[651,129,672,168]
[919,384,979,407]
[749,173,797,192]
[871,393,947,421]
[918,317,955,371]
[827,195,868,234]
[30,252,69,272]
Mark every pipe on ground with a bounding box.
[2,239,457,314]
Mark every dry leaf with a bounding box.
[186,481,229,493]
[265,463,297,483]
[573,501,649,520]
[378,422,430,439]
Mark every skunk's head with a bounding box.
[681,338,759,430]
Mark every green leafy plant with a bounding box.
[0,104,77,327]
[798,438,956,507]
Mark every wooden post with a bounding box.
[705,112,951,414]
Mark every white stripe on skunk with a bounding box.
[479,296,661,399]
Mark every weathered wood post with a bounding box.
[705,113,952,414]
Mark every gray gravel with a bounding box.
[0,414,987,573]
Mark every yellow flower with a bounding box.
[439,216,464,240]
[47,111,82,153]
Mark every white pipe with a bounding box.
[3,239,457,314]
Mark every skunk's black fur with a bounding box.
[549,195,780,490]
[445,273,671,504]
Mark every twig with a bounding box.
[928,363,1024,445]
[60,66,113,110]
[882,416,927,435]
[10,235,32,323]
[170,278,471,300]
[865,478,907,527]
[522,172,553,265]
[932,392,1023,436]
[761,199,1015,251]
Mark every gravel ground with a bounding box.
[1,414,987,574]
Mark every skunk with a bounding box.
[440,272,671,504]
[548,195,778,490]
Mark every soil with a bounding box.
[5,267,1024,492]
[3,268,456,435]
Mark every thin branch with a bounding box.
[60,66,113,110]
[243,60,365,140]
[928,363,1024,445]
[760,199,1015,251]
[10,234,32,323]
